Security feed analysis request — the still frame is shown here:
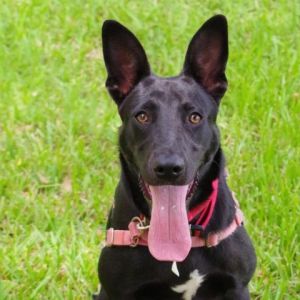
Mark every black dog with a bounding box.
[95,15,256,300]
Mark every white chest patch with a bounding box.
[171,270,205,300]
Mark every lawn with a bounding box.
[0,0,299,299]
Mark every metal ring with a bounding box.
[136,223,150,231]
[129,236,140,247]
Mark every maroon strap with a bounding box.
[187,179,219,229]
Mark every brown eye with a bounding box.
[188,113,202,125]
[135,112,150,124]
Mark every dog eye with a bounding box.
[135,112,150,124]
[188,113,202,125]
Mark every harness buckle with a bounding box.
[129,216,149,247]
[190,224,204,236]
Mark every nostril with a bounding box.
[172,166,183,175]
[154,166,165,176]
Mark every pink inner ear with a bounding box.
[113,50,137,95]
[196,39,223,86]
[191,35,226,97]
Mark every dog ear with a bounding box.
[102,20,151,105]
[183,15,228,102]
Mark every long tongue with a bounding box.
[148,185,191,262]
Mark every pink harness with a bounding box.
[106,179,244,249]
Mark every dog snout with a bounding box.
[153,154,185,181]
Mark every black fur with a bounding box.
[95,15,256,300]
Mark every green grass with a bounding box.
[0,0,299,299]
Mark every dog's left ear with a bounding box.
[102,20,151,105]
[183,15,228,102]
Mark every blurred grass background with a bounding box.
[0,0,299,299]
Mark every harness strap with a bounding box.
[188,179,219,228]
[106,208,244,248]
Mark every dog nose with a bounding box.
[153,155,185,180]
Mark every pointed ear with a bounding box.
[183,15,228,102]
[102,20,151,105]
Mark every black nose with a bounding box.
[153,154,185,180]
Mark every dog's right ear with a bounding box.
[102,20,151,105]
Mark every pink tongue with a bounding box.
[148,185,191,262]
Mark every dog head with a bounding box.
[102,15,228,188]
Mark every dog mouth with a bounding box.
[138,173,200,262]
[138,173,200,203]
